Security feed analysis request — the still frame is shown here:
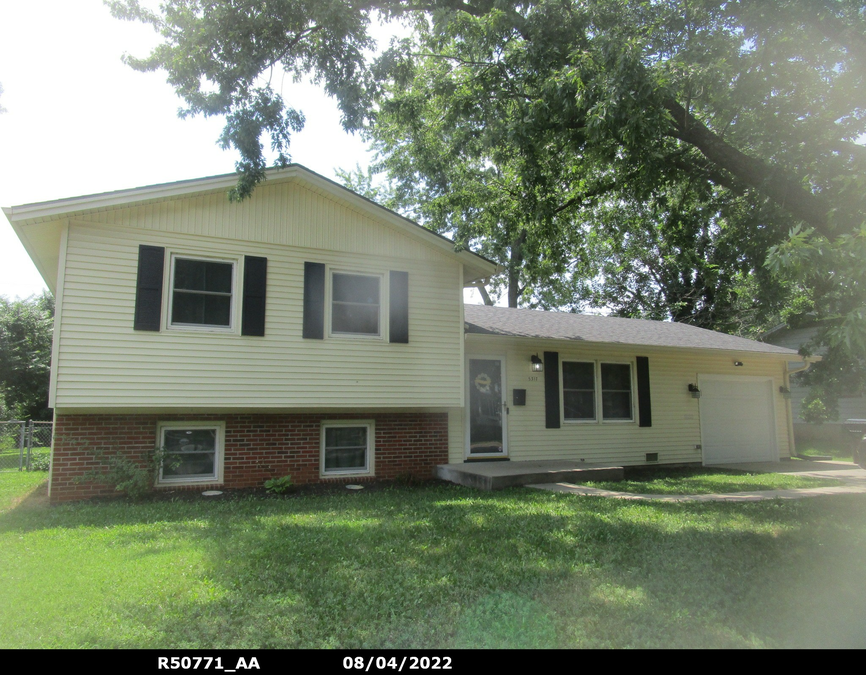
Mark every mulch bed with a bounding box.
[95,476,447,504]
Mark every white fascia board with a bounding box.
[3,173,241,224]
[4,165,499,282]
[2,209,57,292]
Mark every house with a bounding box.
[764,323,866,445]
[4,165,805,502]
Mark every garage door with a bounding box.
[700,377,778,464]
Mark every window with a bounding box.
[157,422,224,484]
[169,256,235,329]
[330,272,381,336]
[562,361,634,423]
[563,361,596,421]
[321,422,374,476]
[601,363,633,421]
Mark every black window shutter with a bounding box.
[241,256,267,336]
[134,245,165,331]
[544,351,561,429]
[302,261,325,339]
[636,356,652,427]
[389,270,409,343]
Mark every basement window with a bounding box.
[157,422,224,485]
[321,421,375,476]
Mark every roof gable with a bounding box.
[4,165,497,292]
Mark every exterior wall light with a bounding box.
[688,383,702,398]
[531,354,544,372]
[733,361,744,367]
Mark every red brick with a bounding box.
[50,412,448,503]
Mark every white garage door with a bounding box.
[700,376,778,464]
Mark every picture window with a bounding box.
[561,361,634,423]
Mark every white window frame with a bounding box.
[156,421,225,486]
[599,361,635,423]
[561,359,636,425]
[320,420,375,477]
[166,253,239,333]
[327,269,385,339]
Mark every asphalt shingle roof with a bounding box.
[463,304,799,356]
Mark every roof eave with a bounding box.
[5,164,499,284]
[463,329,801,358]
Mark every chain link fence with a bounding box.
[0,420,53,471]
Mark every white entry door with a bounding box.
[700,376,778,464]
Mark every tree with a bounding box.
[0,292,54,421]
[109,1,866,394]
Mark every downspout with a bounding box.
[785,356,821,457]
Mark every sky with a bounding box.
[0,2,493,303]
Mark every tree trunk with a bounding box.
[508,229,528,308]
[475,284,494,306]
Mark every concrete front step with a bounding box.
[436,460,624,491]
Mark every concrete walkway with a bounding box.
[527,460,866,502]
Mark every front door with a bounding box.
[467,357,507,456]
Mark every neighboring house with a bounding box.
[4,166,804,502]
[764,324,866,443]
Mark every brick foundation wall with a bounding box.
[50,412,449,503]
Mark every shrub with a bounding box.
[28,453,50,471]
[76,445,178,500]
[264,475,293,494]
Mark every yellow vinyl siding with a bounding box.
[54,215,464,409]
[449,334,792,465]
[81,181,438,262]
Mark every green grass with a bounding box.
[796,437,855,462]
[0,446,49,471]
[581,467,841,495]
[1,475,865,648]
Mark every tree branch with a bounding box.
[664,97,834,236]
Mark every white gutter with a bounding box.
[786,354,821,375]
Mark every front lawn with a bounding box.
[581,467,841,495]
[796,437,855,462]
[1,475,865,649]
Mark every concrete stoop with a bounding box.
[436,460,624,491]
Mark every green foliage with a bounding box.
[111,1,866,381]
[28,452,50,472]
[0,291,54,421]
[76,445,176,500]
[263,475,293,494]
[800,388,835,425]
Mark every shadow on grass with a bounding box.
[8,485,856,649]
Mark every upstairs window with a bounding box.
[170,256,235,329]
[330,272,381,336]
